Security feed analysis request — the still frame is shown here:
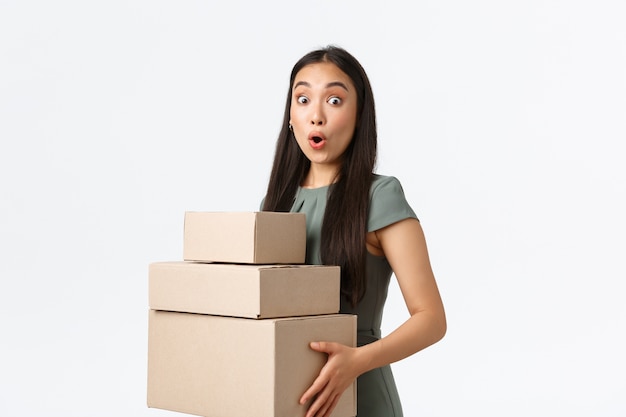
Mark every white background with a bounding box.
[1,1,625,416]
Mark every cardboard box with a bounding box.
[147,310,357,417]
[183,211,306,264]
[149,262,341,319]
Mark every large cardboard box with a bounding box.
[149,262,341,319]
[183,211,306,264]
[147,310,357,417]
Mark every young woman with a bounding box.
[261,45,446,417]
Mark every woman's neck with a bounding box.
[301,164,340,189]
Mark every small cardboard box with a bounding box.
[183,211,306,264]
[149,261,341,319]
[147,310,357,417]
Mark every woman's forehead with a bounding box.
[293,62,353,90]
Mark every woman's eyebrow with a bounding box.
[326,81,349,91]
[293,81,349,91]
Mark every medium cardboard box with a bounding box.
[149,261,341,319]
[147,310,357,417]
[183,211,306,264]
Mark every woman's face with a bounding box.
[290,62,358,172]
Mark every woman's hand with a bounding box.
[300,341,362,417]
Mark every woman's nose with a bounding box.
[310,115,324,125]
[310,105,325,125]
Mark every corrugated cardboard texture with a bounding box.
[183,211,306,264]
[147,310,357,417]
[149,262,341,319]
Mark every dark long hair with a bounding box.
[262,45,377,307]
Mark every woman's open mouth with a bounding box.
[308,133,326,150]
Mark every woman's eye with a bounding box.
[297,96,309,104]
[328,97,342,105]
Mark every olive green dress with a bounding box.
[289,174,418,417]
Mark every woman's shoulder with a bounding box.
[370,174,406,194]
[368,174,418,232]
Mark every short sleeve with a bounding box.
[368,175,418,232]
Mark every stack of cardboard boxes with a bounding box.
[147,211,357,417]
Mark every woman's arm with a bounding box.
[360,217,447,368]
[301,217,446,417]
